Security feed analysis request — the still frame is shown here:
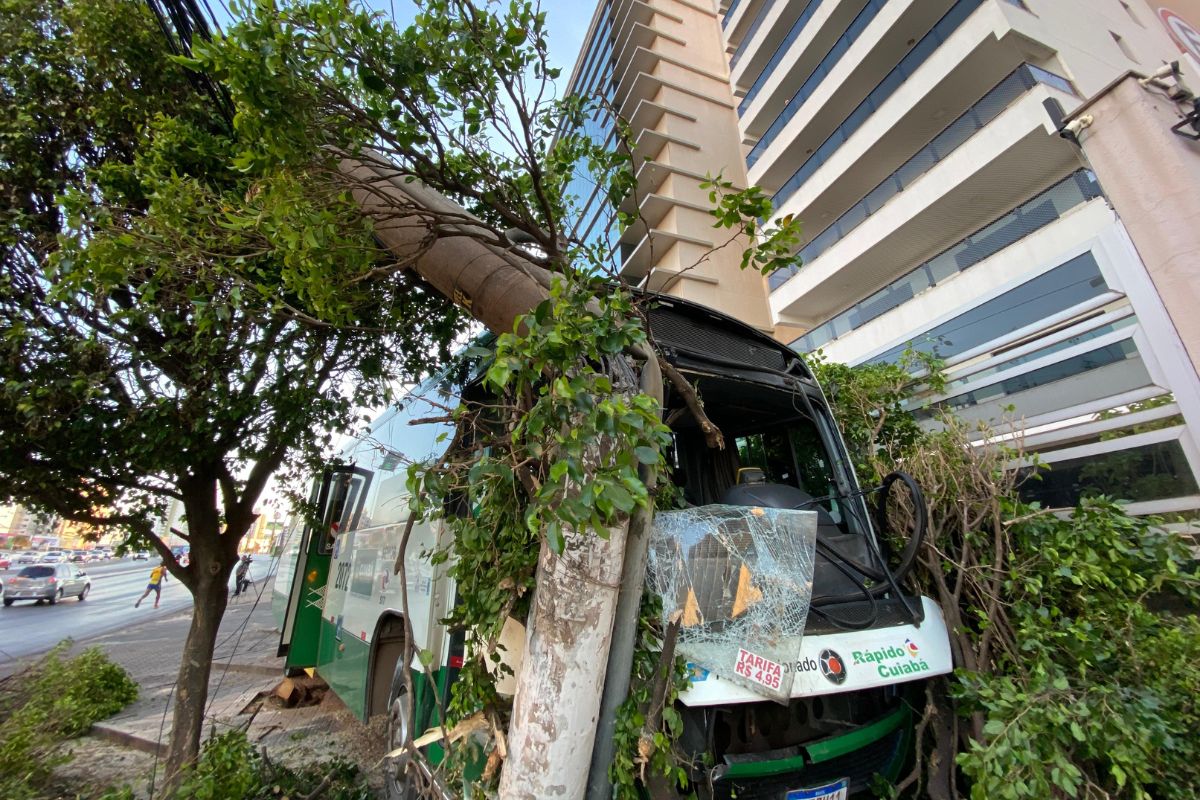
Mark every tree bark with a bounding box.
[162,567,230,792]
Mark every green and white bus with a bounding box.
[273,295,953,799]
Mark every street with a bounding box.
[0,558,275,666]
[0,565,382,797]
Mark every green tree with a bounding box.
[0,0,464,786]
[813,358,1200,799]
[179,1,801,795]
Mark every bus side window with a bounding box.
[318,468,372,554]
[734,431,794,486]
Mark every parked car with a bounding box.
[15,550,40,565]
[3,564,91,605]
[0,553,10,569]
[39,551,66,564]
[132,550,150,561]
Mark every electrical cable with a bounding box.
[206,554,282,718]
[807,540,879,630]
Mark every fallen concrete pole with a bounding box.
[339,157,629,800]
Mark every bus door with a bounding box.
[277,465,372,668]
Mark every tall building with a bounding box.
[565,0,1200,524]
[0,503,60,548]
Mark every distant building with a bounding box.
[0,503,60,549]
[153,497,190,549]
[565,0,1200,524]
[244,509,286,555]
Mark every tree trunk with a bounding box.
[161,569,229,794]
[498,519,629,799]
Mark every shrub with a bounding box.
[0,643,139,799]
[813,356,1200,798]
[176,730,371,800]
[955,499,1200,799]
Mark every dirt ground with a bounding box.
[44,694,389,799]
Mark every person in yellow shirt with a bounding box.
[135,561,168,609]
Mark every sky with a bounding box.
[363,1,591,78]
[209,1,590,84]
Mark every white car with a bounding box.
[39,550,67,564]
[15,550,41,565]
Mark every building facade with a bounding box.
[566,0,1200,523]
[0,503,60,549]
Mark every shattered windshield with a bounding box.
[648,505,818,702]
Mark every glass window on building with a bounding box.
[1019,438,1199,507]
[923,337,1139,417]
[866,251,1110,366]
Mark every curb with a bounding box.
[91,722,168,758]
[211,660,282,677]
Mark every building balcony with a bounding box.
[764,5,1034,227]
[769,83,1083,327]
[729,0,814,90]
[771,61,1079,291]
[795,171,1109,360]
[720,0,760,42]
[744,0,961,177]
[737,0,884,132]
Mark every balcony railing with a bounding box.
[738,0,829,115]
[783,170,1103,352]
[746,0,893,168]
[723,0,745,28]
[773,63,1075,272]
[765,0,984,190]
[731,0,780,65]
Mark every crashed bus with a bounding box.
[273,294,952,799]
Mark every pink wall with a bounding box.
[1073,74,1200,378]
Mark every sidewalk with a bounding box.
[86,578,286,758]
[60,577,387,795]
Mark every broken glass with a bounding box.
[648,505,818,702]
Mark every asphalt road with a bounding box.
[0,558,275,666]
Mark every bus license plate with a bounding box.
[786,778,848,800]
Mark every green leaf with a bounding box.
[357,62,389,93]
[634,446,658,465]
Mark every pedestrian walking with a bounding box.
[134,561,168,608]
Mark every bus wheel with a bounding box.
[384,663,416,800]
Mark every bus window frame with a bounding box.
[316,465,373,555]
